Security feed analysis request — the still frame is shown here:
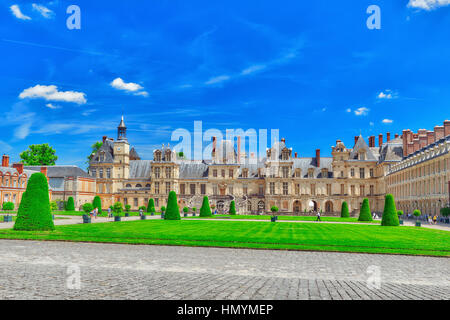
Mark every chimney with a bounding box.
[444,120,450,137]
[413,139,420,153]
[395,133,399,139]
[2,155,9,167]
[40,166,48,177]
[386,132,391,142]
[435,126,444,141]
[407,142,414,156]
[316,149,321,167]
[102,136,107,143]
[378,134,383,147]
[354,136,359,146]
[294,152,298,158]
[212,136,217,153]
[427,131,435,145]
[281,138,286,143]
[369,136,375,148]
[237,136,241,163]
[12,163,24,174]
[419,135,428,149]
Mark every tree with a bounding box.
[440,207,450,217]
[341,201,349,218]
[82,203,93,214]
[87,141,103,164]
[125,204,131,212]
[381,194,399,226]
[200,196,212,217]
[164,191,180,220]
[66,197,75,211]
[50,201,58,211]
[413,209,421,220]
[161,206,166,214]
[358,198,372,221]
[183,207,189,214]
[147,198,155,213]
[270,206,279,217]
[229,200,236,215]
[20,144,57,166]
[13,172,55,231]
[113,202,123,217]
[92,196,102,214]
[2,202,14,211]
[397,210,403,217]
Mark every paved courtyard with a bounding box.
[0,240,448,300]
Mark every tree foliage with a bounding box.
[381,194,399,226]
[229,200,236,215]
[92,196,102,214]
[358,198,372,221]
[164,191,180,220]
[13,172,55,231]
[147,198,155,213]
[113,202,123,216]
[341,201,349,218]
[83,203,94,214]
[20,144,57,166]
[66,197,75,211]
[2,202,14,211]
[87,141,103,164]
[200,196,212,217]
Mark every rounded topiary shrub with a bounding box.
[147,198,155,213]
[341,201,349,218]
[200,196,212,217]
[358,198,372,221]
[229,200,236,215]
[164,191,180,220]
[66,196,75,211]
[397,210,403,217]
[413,209,421,218]
[113,202,123,217]
[92,196,102,214]
[2,201,14,211]
[83,202,93,214]
[13,172,55,231]
[381,194,399,226]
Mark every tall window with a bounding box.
[221,170,225,178]
[107,168,111,178]
[213,169,217,177]
[283,182,289,195]
[180,184,185,195]
[154,167,160,178]
[229,169,233,178]
[165,167,171,178]
[282,167,289,178]
[91,169,97,177]
[134,198,138,206]
[351,168,355,177]
[190,184,196,195]
[155,182,159,194]
[370,168,374,178]
[340,184,345,195]
[269,182,275,195]
[360,185,365,196]
[360,168,365,179]
[200,184,206,195]
[166,182,171,194]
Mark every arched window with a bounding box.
[125,184,132,188]
[136,184,142,188]
[145,184,150,188]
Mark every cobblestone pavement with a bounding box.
[0,240,448,300]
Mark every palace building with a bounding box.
[87,117,450,216]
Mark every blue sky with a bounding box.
[1,0,450,168]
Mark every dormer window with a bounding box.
[359,151,366,160]
[308,168,314,178]
[154,150,162,162]
[281,149,289,160]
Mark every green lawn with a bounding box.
[52,211,161,217]
[0,215,69,222]
[186,214,379,223]
[0,219,448,256]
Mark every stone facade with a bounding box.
[88,117,449,216]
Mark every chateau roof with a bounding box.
[129,160,152,178]
[178,161,209,178]
[293,157,333,178]
[24,166,91,178]
[349,135,377,161]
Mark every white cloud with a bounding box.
[81,109,97,116]
[10,4,31,20]
[46,103,61,109]
[15,122,32,139]
[354,107,370,116]
[377,89,397,100]
[241,64,266,75]
[382,119,394,124]
[408,0,450,10]
[32,3,54,18]
[19,85,87,104]
[346,108,352,113]
[110,77,148,96]
[205,75,230,85]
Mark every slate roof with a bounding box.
[349,135,377,161]
[129,160,152,178]
[90,139,114,164]
[24,166,91,178]
[178,161,209,178]
[293,157,333,178]
[378,137,404,162]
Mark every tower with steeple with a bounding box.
[118,115,127,141]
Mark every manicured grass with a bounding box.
[0,215,69,222]
[0,219,448,256]
[52,211,161,217]
[186,214,379,224]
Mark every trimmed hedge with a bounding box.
[413,209,421,218]
[66,197,75,211]
[147,198,155,213]
[381,194,399,226]
[440,207,450,217]
[358,198,372,221]
[164,191,180,220]
[83,203,94,214]
[229,200,236,215]
[92,196,102,214]
[2,201,14,211]
[113,202,123,217]
[341,201,349,218]
[200,196,212,217]
[13,172,55,231]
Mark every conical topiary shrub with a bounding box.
[381,194,399,226]
[229,200,236,215]
[92,195,102,214]
[147,198,155,213]
[358,198,373,221]
[341,201,349,218]
[164,191,180,220]
[14,172,55,231]
[66,196,75,211]
[200,196,212,217]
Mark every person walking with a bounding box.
[433,215,437,225]
[107,207,111,218]
[316,210,321,222]
[139,208,143,217]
